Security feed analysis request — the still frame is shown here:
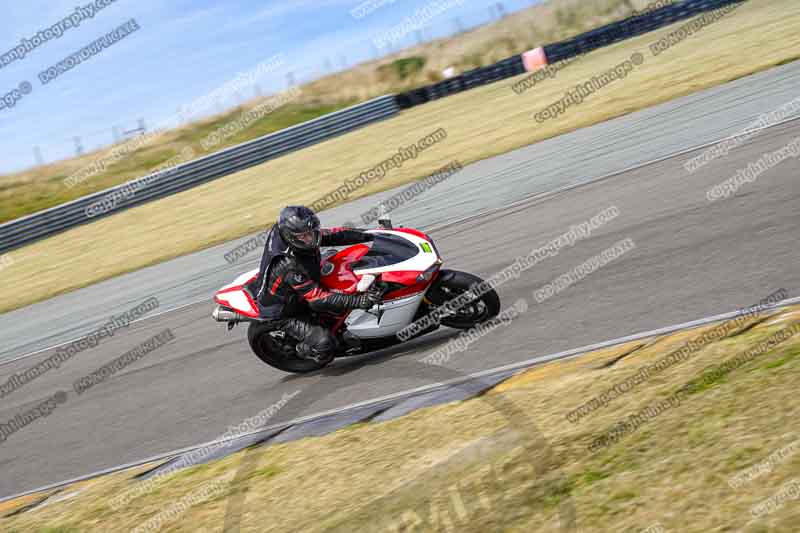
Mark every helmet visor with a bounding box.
[288,228,321,249]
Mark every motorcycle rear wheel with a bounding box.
[247,322,328,373]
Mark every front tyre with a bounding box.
[427,270,501,329]
[247,322,327,373]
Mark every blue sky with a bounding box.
[0,0,539,174]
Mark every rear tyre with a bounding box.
[427,270,501,329]
[247,322,327,373]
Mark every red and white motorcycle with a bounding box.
[212,219,500,373]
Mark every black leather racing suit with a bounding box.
[252,225,374,361]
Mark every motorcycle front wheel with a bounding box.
[426,270,501,329]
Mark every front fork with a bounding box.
[395,270,457,341]
[421,269,457,308]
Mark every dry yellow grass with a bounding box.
[1,0,798,314]
[3,304,799,532]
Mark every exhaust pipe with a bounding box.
[212,305,258,323]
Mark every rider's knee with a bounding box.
[308,327,336,356]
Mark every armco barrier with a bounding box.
[543,0,745,62]
[0,95,399,254]
[396,55,524,109]
[396,0,746,108]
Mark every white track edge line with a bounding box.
[0,300,204,367]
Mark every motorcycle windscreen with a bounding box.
[351,233,420,270]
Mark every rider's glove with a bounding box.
[353,286,382,309]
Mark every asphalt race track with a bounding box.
[0,64,798,498]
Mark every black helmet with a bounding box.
[278,206,321,251]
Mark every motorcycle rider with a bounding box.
[254,206,381,364]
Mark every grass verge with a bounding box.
[3,305,799,532]
[1,0,798,314]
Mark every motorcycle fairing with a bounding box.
[214,268,260,317]
[345,291,427,339]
